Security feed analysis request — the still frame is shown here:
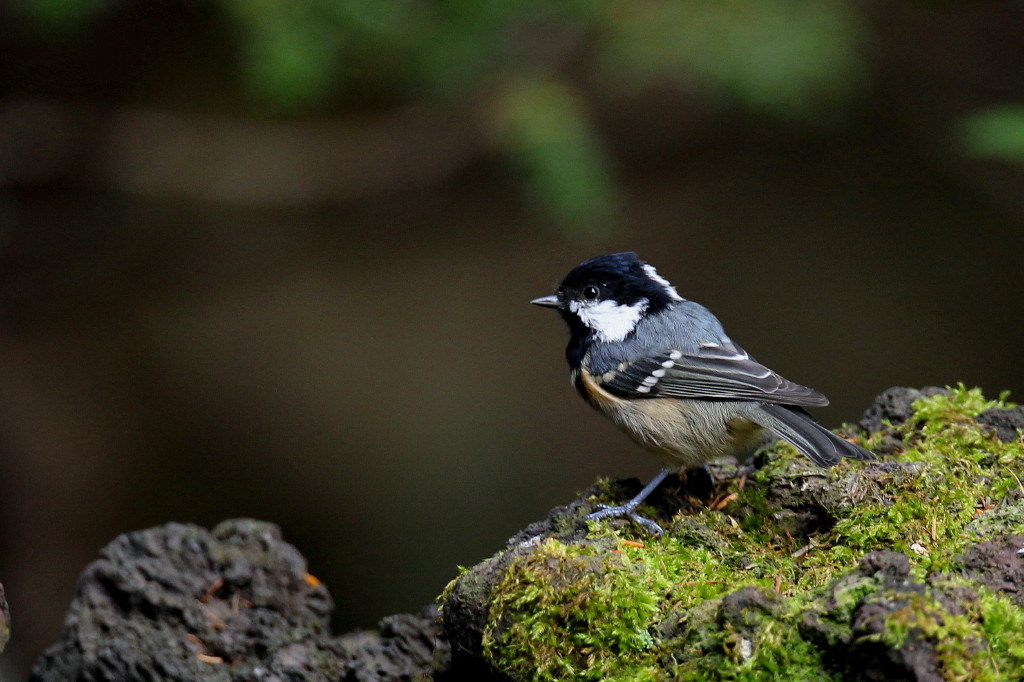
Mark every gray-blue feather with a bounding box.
[757,403,874,466]
[587,299,828,407]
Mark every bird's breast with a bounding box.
[576,366,767,467]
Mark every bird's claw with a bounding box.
[586,503,664,535]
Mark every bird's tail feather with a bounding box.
[758,403,874,467]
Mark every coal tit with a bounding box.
[532,252,873,534]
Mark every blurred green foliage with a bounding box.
[13,0,111,27]
[593,0,867,115]
[491,76,619,235]
[14,0,871,230]
[961,106,1024,164]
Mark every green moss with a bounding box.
[965,498,1024,538]
[910,384,1014,436]
[482,538,665,681]
[663,591,835,680]
[805,387,1021,578]
[874,585,1024,682]
[472,386,1024,680]
[972,588,1024,675]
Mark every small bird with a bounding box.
[532,252,873,534]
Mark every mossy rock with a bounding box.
[442,386,1024,681]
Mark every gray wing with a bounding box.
[597,338,829,407]
[758,403,873,465]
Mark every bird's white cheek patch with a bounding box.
[573,298,648,342]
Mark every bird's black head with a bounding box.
[531,252,683,343]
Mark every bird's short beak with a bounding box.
[530,295,562,309]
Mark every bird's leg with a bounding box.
[586,468,671,535]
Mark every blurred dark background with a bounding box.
[1,0,1023,676]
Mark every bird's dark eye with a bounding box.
[583,285,600,300]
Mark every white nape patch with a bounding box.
[570,298,648,342]
[642,264,683,302]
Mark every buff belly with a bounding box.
[578,369,768,468]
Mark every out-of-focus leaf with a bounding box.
[413,1,597,96]
[593,0,867,115]
[490,76,619,236]
[221,0,427,110]
[221,0,349,111]
[12,0,111,27]
[961,106,1024,164]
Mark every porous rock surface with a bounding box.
[30,519,450,682]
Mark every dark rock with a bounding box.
[658,586,782,667]
[799,552,911,655]
[0,582,8,653]
[441,549,516,664]
[858,386,948,435]
[506,469,719,548]
[31,519,344,681]
[801,551,995,682]
[857,550,912,584]
[439,543,544,682]
[864,433,909,459]
[504,483,604,548]
[30,519,449,682]
[758,459,925,541]
[975,406,1024,443]
[849,599,945,682]
[718,586,779,636]
[340,605,453,682]
[955,534,1024,606]
[848,580,978,682]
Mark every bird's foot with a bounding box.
[586,503,664,535]
[585,468,671,535]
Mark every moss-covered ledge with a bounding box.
[442,386,1024,681]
